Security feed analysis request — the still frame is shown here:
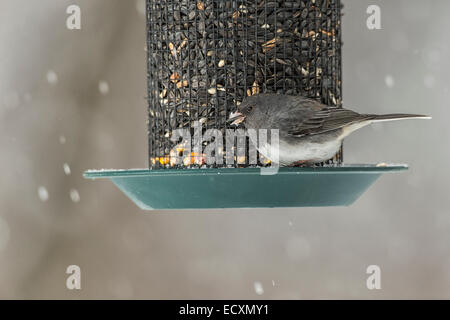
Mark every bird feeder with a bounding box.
[84,0,407,210]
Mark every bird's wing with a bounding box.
[283,97,369,137]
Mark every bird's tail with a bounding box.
[367,113,432,122]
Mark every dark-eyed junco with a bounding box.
[228,94,431,166]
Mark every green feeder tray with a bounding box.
[83,164,407,210]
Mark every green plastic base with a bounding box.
[84,164,408,210]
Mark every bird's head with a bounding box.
[227,94,271,126]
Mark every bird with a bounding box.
[227,93,431,166]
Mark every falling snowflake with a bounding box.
[59,135,66,144]
[63,163,71,175]
[38,186,49,202]
[70,189,80,203]
[384,75,395,88]
[254,282,264,295]
[46,70,58,85]
[98,81,110,95]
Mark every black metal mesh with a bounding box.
[146,0,342,169]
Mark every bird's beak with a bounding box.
[227,111,246,126]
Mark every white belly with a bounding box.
[257,139,341,166]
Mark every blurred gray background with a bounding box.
[0,0,447,299]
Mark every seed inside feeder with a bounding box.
[147,0,343,168]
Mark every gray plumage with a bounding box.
[229,93,431,166]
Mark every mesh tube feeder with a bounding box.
[84,0,407,210]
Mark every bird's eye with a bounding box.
[246,105,254,113]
